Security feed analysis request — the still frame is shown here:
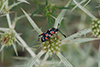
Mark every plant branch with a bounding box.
[6,13,12,28]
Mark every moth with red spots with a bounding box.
[38,28,66,42]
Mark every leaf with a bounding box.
[49,12,57,18]
[62,28,91,42]
[27,50,45,67]
[64,38,100,44]
[46,0,48,6]
[57,52,73,67]
[54,0,71,28]
[31,8,44,17]
[21,8,43,34]
[12,44,18,56]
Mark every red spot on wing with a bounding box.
[49,34,51,37]
[50,31,54,34]
[46,34,48,36]
[45,37,47,40]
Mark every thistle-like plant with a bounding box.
[21,0,100,67]
[73,0,100,67]
[0,0,40,65]
[0,0,99,67]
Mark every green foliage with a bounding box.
[0,0,100,67]
[31,0,71,27]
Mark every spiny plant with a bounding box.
[0,0,100,67]
[0,0,39,64]
[21,0,100,67]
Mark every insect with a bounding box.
[38,27,66,42]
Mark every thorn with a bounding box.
[31,29,36,32]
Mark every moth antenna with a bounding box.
[57,29,66,38]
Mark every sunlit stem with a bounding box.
[6,13,12,28]
[73,0,97,21]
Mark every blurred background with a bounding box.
[0,0,100,67]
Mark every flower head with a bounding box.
[0,29,15,46]
[41,34,62,56]
[92,19,100,37]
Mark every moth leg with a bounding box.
[38,33,44,41]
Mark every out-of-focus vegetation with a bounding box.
[0,0,100,67]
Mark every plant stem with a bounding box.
[6,13,12,28]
